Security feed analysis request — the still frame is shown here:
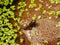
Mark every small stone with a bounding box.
[49,17,52,19]
[37,16,42,19]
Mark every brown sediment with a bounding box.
[19,0,60,29]
[22,17,60,45]
[10,0,60,45]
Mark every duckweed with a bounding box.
[31,43,34,45]
[35,31,39,35]
[18,2,26,9]
[42,10,47,14]
[44,40,48,44]
[55,0,60,3]
[29,0,36,8]
[19,31,23,35]
[29,3,36,8]
[48,11,55,15]
[32,14,37,20]
[49,0,60,4]
[49,0,55,3]
[56,11,60,18]
[57,42,60,45]
[0,0,14,6]
[35,4,43,11]
[39,0,43,2]
[18,1,26,16]
[57,36,60,39]
[0,0,21,45]
[56,22,60,27]
[20,38,24,43]
[37,43,42,45]
[10,5,15,10]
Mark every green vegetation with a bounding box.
[31,43,41,45]
[18,1,26,16]
[56,0,60,3]
[56,22,60,27]
[42,10,47,14]
[20,38,24,43]
[49,0,55,3]
[32,14,37,20]
[49,0,60,4]
[29,0,36,8]
[44,40,48,44]
[57,36,60,39]
[39,0,43,2]
[57,42,60,45]
[48,11,55,15]
[56,11,60,18]
[0,0,59,45]
[35,4,43,11]
[31,43,34,45]
[0,0,13,6]
[37,43,42,45]
[0,0,20,45]
[19,31,23,35]
[10,5,15,10]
